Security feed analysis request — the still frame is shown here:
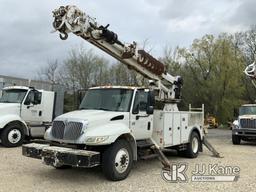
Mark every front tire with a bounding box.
[1,123,25,147]
[232,135,241,145]
[102,139,133,181]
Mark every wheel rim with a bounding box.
[114,148,130,174]
[192,137,199,153]
[8,129,22,144]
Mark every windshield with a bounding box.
[0,89,28,103]
[79,89,134,112]
[239,106,256,116]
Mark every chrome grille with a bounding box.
[240,119,256,129]
[64,122,83,140]
[52,121,65,139]
[52,121,83,140]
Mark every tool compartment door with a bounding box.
[163,113,173,146]
[180,113,189,143]
[163,112,181,147]
[172,113,181,146]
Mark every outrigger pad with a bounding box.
[202,138,224,158]
[22,143,101,168]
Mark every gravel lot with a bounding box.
[0,129,256,192]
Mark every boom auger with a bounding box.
[52,5,183,110]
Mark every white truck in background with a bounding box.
[23,5,220,181]
[232,61,256,144]
[232,104,256,144]
[0,86,63,147]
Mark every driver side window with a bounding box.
[24,91,42,105]
[133,90,148,113]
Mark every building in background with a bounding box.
[0,75,53,91]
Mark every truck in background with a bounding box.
[0,86,64,147]
[233,59,256,144]
[232,104,256,144]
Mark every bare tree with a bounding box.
[59,46,111,90]
[37,59,60,90]
[242,25,256,63]
[161,46,181,75]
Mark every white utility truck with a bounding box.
[0,86,62,147]
[232,60,256,144]
[23,5,220,181]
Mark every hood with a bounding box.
[54,110,128,129]
[0,103,20,116]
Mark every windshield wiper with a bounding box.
[79,107,112,111]
[79,107,94,110]
[0,101,10,103]
[98,107,112,111]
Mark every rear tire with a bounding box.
[1,123,25,147]
[102,139,133,181]
[182,132,200,158]
[232,135,241,145]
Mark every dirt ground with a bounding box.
[0,129,256,192]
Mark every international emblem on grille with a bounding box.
[52,120,83,140]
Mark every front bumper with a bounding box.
[232,128,256,137]
[22,143,100,168]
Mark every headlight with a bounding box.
[86,136,109,144]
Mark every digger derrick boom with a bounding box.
[52,5,182,103]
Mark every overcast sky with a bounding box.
[0,0,255,78]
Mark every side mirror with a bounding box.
[132,104,139,114]
[234,108,239,118]
[148,91,155,106]
[147,91,155,115]
[33,91,41,105]
[24,99,31,105]
[146,106,154,115]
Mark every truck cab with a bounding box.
[0,86,55,147]
[232,104,256,144]
[45,86,154,145]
